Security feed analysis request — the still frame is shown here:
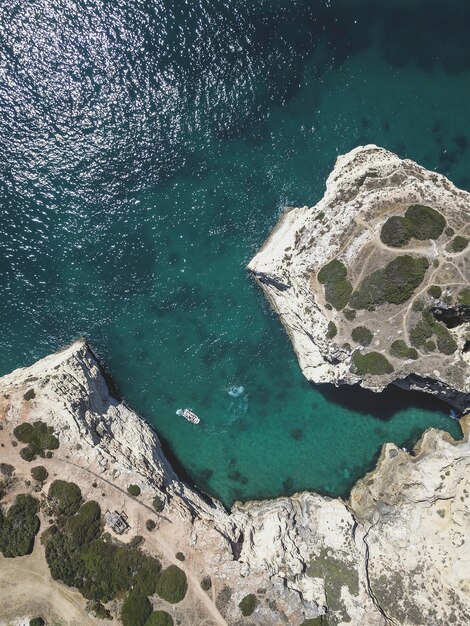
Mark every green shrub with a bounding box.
[201,576,212,591]
[48,480,82,516]
[175,551,185,561]
[424,340,436,352]
[239,594,258,617]
[351,352,394,376]
[29,619,45,626]
[343,308,356,321]
[380,205,445,247]
[409,318,434,348]
[410,309,457,354]
[317,260,352,310]
[380,215,412,247]
[301,618,327,625]
[13,421,59,459]
[458,287,470,306]
[445,226,455,237]
[156,565,188,604]
[121,592,152,626]
[447,235,468,252]
[434,323,457,355]
[86,601,112,620]
[405,204,446,240]
[24,389,36,401]
[350,255,429,309]
[153,495,164,512]
[31,466,48,482]
[412,298,425,312]
[326,321,337,339]
[145,611,174,626]
[351,326,373,346]
[427,285,442,299]
[146,519,156,531]
[390,340,418,360]
[0,494,40,557]
[64,501,102,550]
[128,484,141,497]
[20,447,35,462]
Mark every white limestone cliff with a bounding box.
[1,340,470,625]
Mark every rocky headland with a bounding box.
[0,339,470,626]
[248,145,470,410]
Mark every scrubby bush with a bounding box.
[412,298,425,312]
[24,389,36,401]
[380,205,445,247]
[20,447,35,462]
[317,260,352,310]
[0,494,40,557]
[351,352,394,376]
[343,308,356,321]
[153,495,164,512]
[326,321,337,339]
[130,535,145,548]
[390,340,418,360]
[410,309,457,354]
[428,285,442,299]
[146,519,156,531]
[121,591,152,626]
[29,619,45,626]
[447,235,468,252]
[351,326,373,346]
[201,576,212,591]
[86,601,112,620]
[48,480,82,516]
[350,256,429,309]
[380,215,412,247]
[175,551,185,561]
[239,594,258,617]
[127,484,141,497]
[145,611,174,626]
[458,287,470,306]
[31,466,48,482]
[13,421,59,460]
[156,565,188,603]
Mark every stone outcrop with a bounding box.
[248,145,470,410]
[1,340,470,625]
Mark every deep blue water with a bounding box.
[0,0,467,506]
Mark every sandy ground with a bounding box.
[0,404,226,626]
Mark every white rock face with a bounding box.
[248,145,470,409]
[1,340,470,625]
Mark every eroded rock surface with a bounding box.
[1,341,470,625]
[249,145,470,409]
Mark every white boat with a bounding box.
[176,408,200,424]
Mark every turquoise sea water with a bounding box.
[0,0,467,506]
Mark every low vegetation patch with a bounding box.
[155,565,187,603]
[350,255,429,309]
[145,611,174,626]
[326,321,337,339]
[458,287,470,306]
[239,593,258,617]
[121,591,152,626]
[351,326,373,346]
[201,575,212,591]
[0,494,40,557]
[48,480,82,516]
[13,420,59,461]
[410,309,457,355]
[29,619,45,626]
[31,466,48,482]
[352,351,394,376]
[127,484,141,497]
[317,259,352,310]
[427,285,442,299]
[380,204,446,247]
[390,340,419,360]
[447,235,468,253]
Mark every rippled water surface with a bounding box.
[0,0,467,505]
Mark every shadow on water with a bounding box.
[315,381,450,421]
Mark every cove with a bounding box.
[0,0,467,506]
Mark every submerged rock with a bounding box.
[249,145,470,410]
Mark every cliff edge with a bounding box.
[249,145,470,409]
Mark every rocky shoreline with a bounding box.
[1,339,470,625]
[248,145,470,410]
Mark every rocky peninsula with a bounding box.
[0,339,470,626]
[249,145,470,410]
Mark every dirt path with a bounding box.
[0,421,227,626]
